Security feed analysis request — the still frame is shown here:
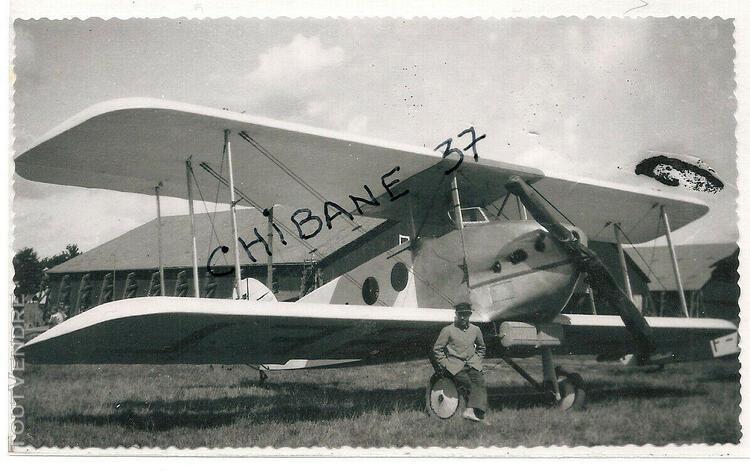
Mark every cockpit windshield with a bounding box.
[447,206,490,225]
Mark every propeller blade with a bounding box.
[569,240,654,361]
[505,176,655,362]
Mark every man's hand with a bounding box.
[475,328,486,360]
[432,326,451,367]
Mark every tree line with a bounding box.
[12,244,81,298]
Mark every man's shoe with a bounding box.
[462,408,480,422]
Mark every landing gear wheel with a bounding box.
[426,374,465,419]
[555,370,586,411]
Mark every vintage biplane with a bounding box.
[17,98,738,418]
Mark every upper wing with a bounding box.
[23,297,455,365]
[553,313,737,360]
[16,97,708,243]
[531,172,708,243]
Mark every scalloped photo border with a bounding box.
[4,0,749,459]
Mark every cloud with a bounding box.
[305,100,328,117]
[346,115,368,135]
[248,34,344,86]
[221,35,347,119]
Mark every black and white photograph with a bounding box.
[6,1,746,454]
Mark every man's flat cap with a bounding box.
[454,302,473,313]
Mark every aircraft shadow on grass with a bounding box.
[42,381,704,432]
[697,371,740,383]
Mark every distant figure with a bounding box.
[122,272,138,299]
[49,304,68,327]
[432,302,488,422]
[98,272,114,304]
[203,272,217,298]
[37,271,51,320]
[75,273,93,315]
[174,270,189,297]
[57,274,72,311]
[147,271,161,297]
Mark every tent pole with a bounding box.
[225,130,243,296]
[186,159,200,298]
[155,184,166,296]
[266,205,274,293]
[661,206,689,317]
[613,224,634,302]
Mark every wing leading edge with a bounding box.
[23,297,736,366]
[23,297,456,365]
[16,97,708,243]
[553,313,737,360]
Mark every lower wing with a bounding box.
[23,298,737,365]
[23,297,454,365]
[549,314,737,361]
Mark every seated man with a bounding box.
[432,302,488,422]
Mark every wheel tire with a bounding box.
[426,374,466,419]
[556,372,586,411]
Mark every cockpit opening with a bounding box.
[447,206,491,226]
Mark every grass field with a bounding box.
[16,356,741,448]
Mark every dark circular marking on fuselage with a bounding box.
[390,262,409,291]
[362,277,380,305]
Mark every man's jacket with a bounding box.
[432,323,486,375]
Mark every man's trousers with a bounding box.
[453,367,488,413]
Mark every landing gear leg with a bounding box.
[502,351,586,411]
[541,349,586,411]
[541,348,561,402]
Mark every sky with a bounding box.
[11,17,737,257]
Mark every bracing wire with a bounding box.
[208,136,229,255]
[614,222,671,293]
[235,132,458,307]
[494,192,512,221]
[526,182,577,227]
[456,169,511,221]
[190,166,229,268]
[591,221,613,242]
[625,203,659,238]
[199,162,394,306]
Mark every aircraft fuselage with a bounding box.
[300,219,585,324]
